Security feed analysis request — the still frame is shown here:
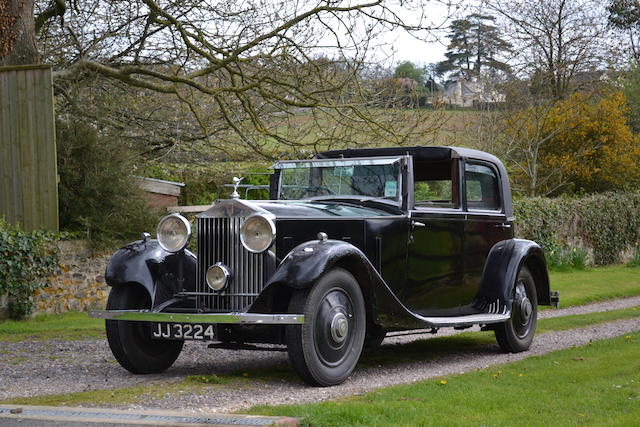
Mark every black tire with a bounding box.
[106,285,183,374]
[364,324,386,349]
[495,266,538,353]
[286,268,366,386]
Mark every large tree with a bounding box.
[2,0,453,158]
[608,0,640,62]
[0,0,38,65]
[394,61,426,85]
[486,0,608,99]
[435,13,511,78]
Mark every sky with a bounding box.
[370,0,457,68]
[384,29,448,67]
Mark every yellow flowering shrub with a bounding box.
[506,91,640,195]
[543,91,640,192]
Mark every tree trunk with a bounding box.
[0,0,39,66]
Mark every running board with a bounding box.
[417,312,510,328]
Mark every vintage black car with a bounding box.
[91,146,558,386]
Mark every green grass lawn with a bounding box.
[538,305,640,332]
[247,333,640,426]
[0,311,103,342]
[548,265,640,307]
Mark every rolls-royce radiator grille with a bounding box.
[196,217,266,312]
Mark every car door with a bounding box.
[403,158,466,316]
[463,161,513,293]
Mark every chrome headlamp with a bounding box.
[240,214,276,253]
[206,263,231,291]
[156,213,191,252]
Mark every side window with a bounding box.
[413,160,459,209]
[465,163,500,211]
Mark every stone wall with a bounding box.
[32,240,111,315]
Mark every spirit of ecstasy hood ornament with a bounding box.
[231,176,244,199]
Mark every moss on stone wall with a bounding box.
[32,240,110,315]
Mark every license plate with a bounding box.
[150,323,215,341]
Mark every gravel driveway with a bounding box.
[1,297,639,413]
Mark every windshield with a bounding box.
[273,157,402,202]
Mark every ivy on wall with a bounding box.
[0,218,60,319]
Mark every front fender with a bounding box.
[252,239,426,329]
[476,239,551,312]
[105,239,196,308]
[266,239,367,289]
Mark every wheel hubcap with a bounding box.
[330,313,349,343]
[314,288,355,367]
[513,281,534,338]
[520,297,532,323]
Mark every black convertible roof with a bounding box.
[315,146,501,165]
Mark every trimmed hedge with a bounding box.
[514,192,640,265]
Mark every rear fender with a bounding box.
[105,239,196,309]
[475,239,551,312]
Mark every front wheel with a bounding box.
[495,266,538,353]
[286,268,366,386]
[106,285,183,374]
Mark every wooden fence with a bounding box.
[0,64,59,231]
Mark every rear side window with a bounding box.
[413,159,459,209]
[465,163,500,211]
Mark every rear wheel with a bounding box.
[106,285,183,374]
[495,266,538,353]
[286,268,366,386]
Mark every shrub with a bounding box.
[57,120,160,247]
[0,218,60,319]
[515,192,640,265]
[542,91,640,193]
[505,91,640,195]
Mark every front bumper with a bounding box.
[89,310,305,325]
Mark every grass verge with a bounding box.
[247,333,640,426]
[548,265,640,308]
[0,311,103,342]
[1,375,233,407]
[538,305,640,333]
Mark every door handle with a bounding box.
[494,223,511,229]
[412,220,426,228]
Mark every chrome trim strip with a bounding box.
[89,310,305,324]
[419,313,510,327]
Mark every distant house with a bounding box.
[440,77,505,107]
